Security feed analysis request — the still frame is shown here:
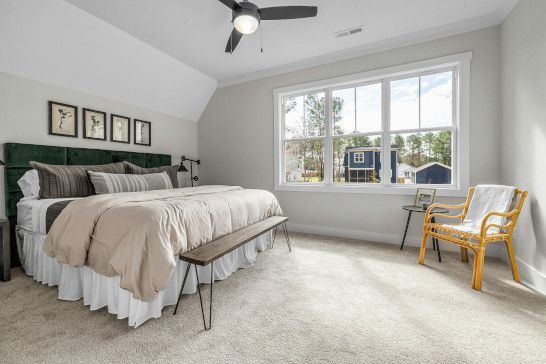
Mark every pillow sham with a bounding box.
[88,171,173,194]
[29,161,126,199]
[124,162,178,188]
[17,169,40,199]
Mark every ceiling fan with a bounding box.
[219,0,318,53]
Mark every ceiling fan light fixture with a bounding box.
[234,14,259,34]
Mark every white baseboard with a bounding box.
[286,222,546,295]
[495,253,546,295]
[287,222,461,253]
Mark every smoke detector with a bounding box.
[334,25,364,39]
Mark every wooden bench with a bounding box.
[173,216,290,330]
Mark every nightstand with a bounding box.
[0,219,10,281]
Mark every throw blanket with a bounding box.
[44,185,283,300]
[452,185,516,234]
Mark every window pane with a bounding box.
[285,139,324,183]
[332,88,355,135]
[333,135,383,184]
[421,71,453,128]
[390,77,419,131]
[284,95,304,139]
[391,131,452,184]
[283,92,325,139]
[356,83,382,133]
[304,92,326,137]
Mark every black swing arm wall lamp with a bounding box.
[178,156,200,187]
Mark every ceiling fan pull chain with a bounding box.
[260,26,263,53]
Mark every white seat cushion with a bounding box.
[448,222,481,235]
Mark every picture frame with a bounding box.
[134,119,151,146]
[83,108,107,141]
[48,101,78,138]
[110,114,130,144]
[414,188,436,209]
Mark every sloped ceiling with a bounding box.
[0,0,217,121]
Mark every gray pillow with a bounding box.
[29,161,126,199]
[124,162,178,188]
[88,171,173,194]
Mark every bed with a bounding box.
[5,143,279,327]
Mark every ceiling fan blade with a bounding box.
[259,6,317,20]
[225,28,243,53]
[218,0,241,10]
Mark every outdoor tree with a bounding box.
[422,132,435,160]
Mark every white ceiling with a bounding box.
[66,0,517,86]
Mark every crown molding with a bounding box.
[217,13,501,88]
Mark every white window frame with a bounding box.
[273,52,471,197]
[353,152,364,163]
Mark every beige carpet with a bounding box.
[0,233,544,363]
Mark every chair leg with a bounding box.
[472,247,486,291]
[505,238,521,283]
[471,250,478,288]
[460,247,469,263]
[418,230,429,265]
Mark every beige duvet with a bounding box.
[44,185,283,300]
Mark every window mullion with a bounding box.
[381,79,391,185]
[324,89,333,185]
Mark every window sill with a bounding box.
[275,183,468,197]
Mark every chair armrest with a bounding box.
[425,203,466,223]
[479,210,519,237]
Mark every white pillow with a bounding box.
[17,169,40,199]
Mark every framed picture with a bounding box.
[414,188,436,209]
[111,114,130,144]
[134,119,151,146]
[83,108,106,140]
[49,101,78,137]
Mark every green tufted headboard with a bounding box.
[3,143,172,218]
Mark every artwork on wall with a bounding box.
[83,108,106,140]
[111,114,130,144]
[134,119,151,146]
[49,101,78,137]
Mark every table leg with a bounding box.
[400,211,412,250]
[431,217,442,263]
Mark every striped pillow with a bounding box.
[29,161,126,199]
[88,171,173,194]
[123,162,178,188]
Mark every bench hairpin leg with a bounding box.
[282,222,291,252]
[173,262,192,315]
[271,226,278,249]
[195,263,213,330]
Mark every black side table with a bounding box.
[0,219,10,281]
[400,205,448,262]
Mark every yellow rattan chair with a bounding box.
[418,187,528,290]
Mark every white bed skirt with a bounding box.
[16,228,272,327]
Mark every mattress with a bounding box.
[17,197,78,233]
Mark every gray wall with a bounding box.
[0,72,197,218]
[199,27,502,250]
[501,0,546,291]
